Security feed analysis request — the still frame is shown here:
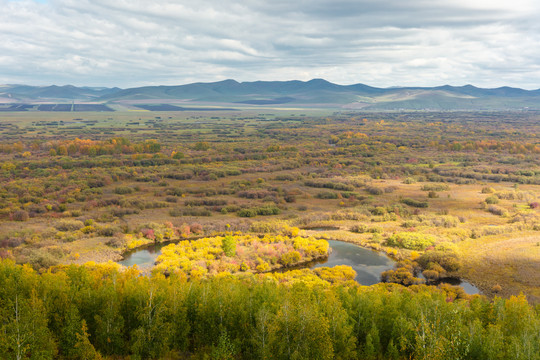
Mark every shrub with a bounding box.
[401,198,428,208]
[221,235,236,257]
[237,209,257,218]
[166,187,184,196]
[111,208,139,217]
[221,205,241,214]
[350,224,368,233]
[54,219,84,231]
[366,187,383,195]
[106,237,124,248]
[422,269,440,281]
[421,184,449,192]
[487,205,508,216]
[0,238,23,248]
[80,225,95,234]
[182,208,212,217]
[12,210,29,222]
[284,194,297,203]
[114,186,134,195]
[417,250,461,272]
[316,191,339,199]
[485,196,499,204]
[238,206,280,218]
[304,180,355,191]
[194,141,210,151]
[185,199,227,207]
[386,232,436,250]
[428,191,438,198]
[274,174,297,181]
[279,251,301,267]
[97,226,116,237]
[381,268,423,286]
[169,208,183,217]
[190,223,203,234]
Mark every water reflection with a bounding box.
[309,240,395,285]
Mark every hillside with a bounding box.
[2,80,540,110]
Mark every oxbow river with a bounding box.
[118,239,480,294]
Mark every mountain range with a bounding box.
[2,79,540,111]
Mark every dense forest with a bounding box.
[1,259,539,360]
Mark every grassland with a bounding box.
[0,109,539,303]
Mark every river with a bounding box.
[118,239,480,294]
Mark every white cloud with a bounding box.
[1,0,540,88]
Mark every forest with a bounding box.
[1,259,539,359]
[0,109,539,359]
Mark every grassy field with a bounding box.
[0,110,539,302]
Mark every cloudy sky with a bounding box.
[1,0,540,89]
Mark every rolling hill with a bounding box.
[2,80,540,110]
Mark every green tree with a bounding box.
[222,235,236,257]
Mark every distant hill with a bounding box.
[0,84,121,101]
[2,80,540,110]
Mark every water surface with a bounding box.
[309,240,394,285]
[117,239,480,294]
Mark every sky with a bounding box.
[1,0,540,89]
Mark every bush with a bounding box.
[221,235,236,257]
[237,209,258,218]
[238,206,281,218]
[182,208,212,217]
[422,269,440,281]
[185,199,227,207]
[485,196,499,204]
[169,208,183,217]
[304,180,355,191]
[421,184,449,192]
[316,191,339,199]
[54,219,84,231]
[80,225,95,234]
[371,206,386,215]
[401,198,428,208]
[428,191,438,198]
[12,210,29,222]
[487,205,508,216]
[381,268,423,286]
[106,237,124,248]
[280,251,301,267]
[350,224,368,233]
[190,223,203,234]
[284,194,296,203]
[386,232,436,250]
[221,205,241,214]
[366,187,383,195]
[97,226,116,237]
[417,250,461,272]
[114,186,134,195]
[165,196,177,203]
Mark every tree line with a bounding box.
[0,259,538,359]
